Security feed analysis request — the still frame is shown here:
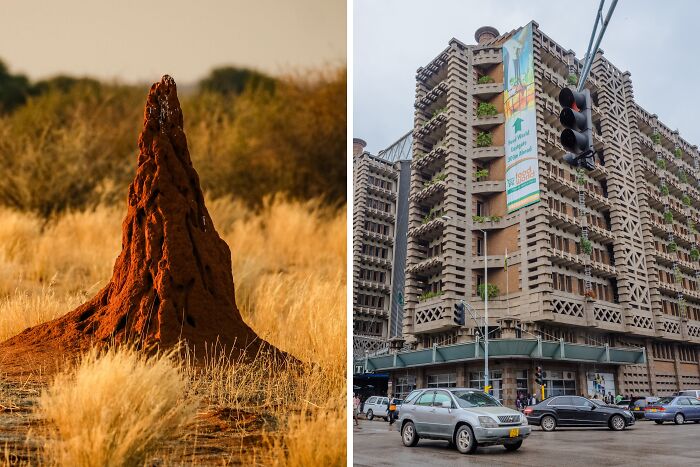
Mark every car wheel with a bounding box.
[504,440,523,452]
[366,410,373,421]
[540,415,556,432]
[401,421,419,447]
[654,420,663,425]
[674,413,685,425]
[610,415,626,431]
[454,425,477,454]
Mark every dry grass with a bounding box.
[39,347,196,467]
[0,197,346,465]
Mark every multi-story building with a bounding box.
[352,134,412,360]
[358,22,700,404]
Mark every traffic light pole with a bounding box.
[577,0,619,92]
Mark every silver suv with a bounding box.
[398,388,531,454]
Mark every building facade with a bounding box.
[364,22,700,405]
[352,135,412,360]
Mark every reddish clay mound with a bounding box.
[0,76,283,374]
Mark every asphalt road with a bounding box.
[353,418,700,466]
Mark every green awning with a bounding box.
[358,338,646,374]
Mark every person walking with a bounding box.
[353,393,361,427]
[615,393,623,405]
[387,395,398,426]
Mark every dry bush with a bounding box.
[38,347,196,467]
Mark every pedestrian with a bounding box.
[615,393,623,405]
[530,394,537,405]
[353,393,361,426]
[387,395,397,425]
[516,397,522,411]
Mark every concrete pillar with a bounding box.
[577,364,589,397]
[415,367,426,389]
[672,344,682,393]
[615,365,625,396]
[456,365,466,387]
[502,365,516,407]
[645,339,659,396]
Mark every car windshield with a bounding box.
[656,397,675,405]
[450,390,500,408]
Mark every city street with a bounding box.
[353,418,700,466]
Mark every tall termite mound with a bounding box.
[1,76,280,364]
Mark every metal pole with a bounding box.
[579,0,605,80]
[484,230,489,391]
[578,0,619,92]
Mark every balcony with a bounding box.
[412,146,448,172]
[473,113,504,130]
[472,255,506,269]
[415,112,449,139]
[366,158,398,179]
[472,180,505,195]
[407,255,443,276]
[547,209,615,244]
[471,146,504,161]
[413,296,456,334]
[549,247,617,279]
[352,305,388,319]
[365,207,395,223]
[473,48,502,67]
[410,180,446,205]
[356,279,391,294]
[358,254,391,268]
[408,216,446,240]
[367,184,396,201]
[362,229,393,246]
[415,80,449,110]
[472,81,503,99]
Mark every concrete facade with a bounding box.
[394,22,700,403]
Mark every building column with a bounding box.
[615,365,625,396]
[502,365,516,407]
[645,339,659,396]
[415,367,426,389]
[456,365,466,387]
[577,364,588,397]
[672,344,682,393]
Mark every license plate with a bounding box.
[509,428,519,438]
[651,409,657,412]
[634,407,639,411]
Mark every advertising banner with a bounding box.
[587,372,617,399]
[503,22,539,213]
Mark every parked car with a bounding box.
[363,396,389,421]
[523,395,635,431]
[398,388,531,454]
[644,396,700,424]
[677,389,700,400]
[630,397,659,420]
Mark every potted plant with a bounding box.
[679,171,688,184]
[576,169,586,186]
[487,215,502,222]
[667,241,678,253]
[656,159,666,170]
[477,75,495,84]
[660,184,670,196]
[477,283,499,300]
[689,220,697,234]
[472,215,485,223]
[475,169,489,181]
[418,290,443,302]
[476,102,498,118]
[431,107,446,118]
[675,148,683,158]
[664,211,674,224]
[567,74,578,85]
[690,248,700,261]
[674,268,683,283]
[476,132,492,148]
[652,132,661,144]
[580,237,593,255]
[683,194,692,207]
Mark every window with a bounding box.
[572,396,590,407]
[469,371,503,401]
[433,391,453,408]
[544,371,577,397]
[366,397,377,404]
[548,396,573,406]
[416,391,434,406]
[395,376,417,400]
[403,389,422,405]
[516,370,529,399]
[427,373,457,388]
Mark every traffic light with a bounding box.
[484,385,492,395]
[535,366,543,385]
[559,87,595,171]
[453,301,465,326]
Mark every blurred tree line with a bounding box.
[0,60,346,217]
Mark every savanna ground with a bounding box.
[0,199,346,465]
[0,64,346,465]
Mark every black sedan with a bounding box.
[523,395,635,431]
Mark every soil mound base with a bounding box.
[0,76,282,371]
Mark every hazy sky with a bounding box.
[0,0,346,84]
[354,0,697,154]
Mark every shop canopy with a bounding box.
[356,338,646,374]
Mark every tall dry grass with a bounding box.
[39,347,196,467]
[0,197,346,465]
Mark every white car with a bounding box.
[363,396,389,421]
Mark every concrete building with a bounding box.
[359,22,700,405]
[352,134,412,361]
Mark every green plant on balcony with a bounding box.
[477,75,495,84]
[432,106,447,118]
[675,148,683,158]
[422,207,441,224]
[679,299,688,318]
[689,220,697,234]
[664,210,674,224]
[475,169,490,181]
[476,102,498,118]
[472,215,486,223]
[418,290,444,302]
[656,159,666,170]
[679,171,688,184]
[487,215,502,222]
[690,248,700,261]
[425,172,447,187]
[674,268,683,284]
[477,283,500,300]
[651,132,661,144]
[566,74,578,85]
[576,169,586,186]
[660,184,670,196]
[579,237,593,255]
[683,194,692,207]
[667,241,678,253]
[476,131,493,148]
[414,150,425,161]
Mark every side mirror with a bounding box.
[589,404,596,410]
[441,401,452,409]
